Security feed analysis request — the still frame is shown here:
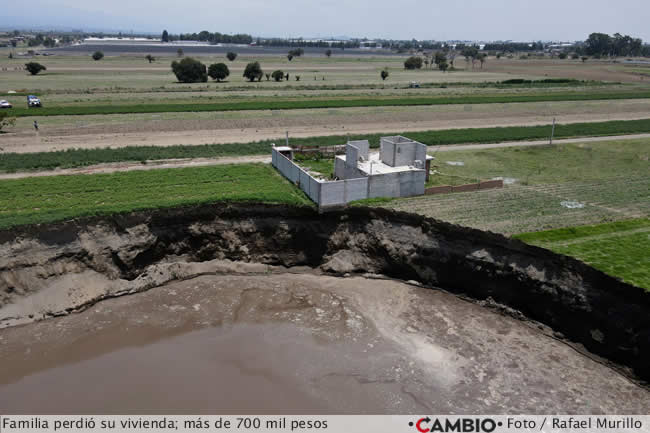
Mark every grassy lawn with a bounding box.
[0,163,311,229]
[3,119,650,173]
[514,219,650,290]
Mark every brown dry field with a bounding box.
[2,99,650,153]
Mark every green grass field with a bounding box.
[514,219,650,290]
[5,91,650,117]
[0,163,311,229]
[2,119,650,173]
[383,139,649,234]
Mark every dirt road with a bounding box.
[1,133,648,180]
[2,99,650,154]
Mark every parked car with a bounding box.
[27,95,42,107]
[409,81,421,88]
[0,100,12,109]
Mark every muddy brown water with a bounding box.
[0,273,648,414]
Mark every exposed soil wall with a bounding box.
[0,203,648,381]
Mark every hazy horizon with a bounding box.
[3,0,649,42]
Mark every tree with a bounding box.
[295,75,300,81]
[0,112,16,132]
[434,51,446,66]
[325,49,332,58]
[92,51,104,61]
[558,52,567,59]
[226,52,237,61]
[585,33,612,56]
[145,54,155,63]
[287,54,294,61]
[581,56,589,63]
[25,62,46,75]
[478,53,487,69]
[288,48,304,58]
[243,61,263,82]
[43,37,56,48]
[162,30,169,43]
[177,48,184,57]
[285,72,290,81]
[380,68,389,80]
[438,61,449,72]
[572,53,580,59]
[208,63,230,81]
[404,56,423,69]
[265,73,271,81]
[171,57,208,83]
[461,46,479,69]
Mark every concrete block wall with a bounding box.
[379,140,396,167]
[273,148,369,209]
[272,148,322,204]
[380,137,427,168]
[348,140,370,160]
[345,177,369,202]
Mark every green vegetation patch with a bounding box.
[427,137,650,186]
[5,91,650,117]
[2,119,650,173]
[0,163,311,229]
[514,219,650,290]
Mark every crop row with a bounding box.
[3,118,650,173]
[5,91,650,117]
[0,163,312,229]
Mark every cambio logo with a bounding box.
[408,417,501,433]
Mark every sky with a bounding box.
[3,0,649,42]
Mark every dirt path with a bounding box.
[1,133,648,180]
[2,109,650,154]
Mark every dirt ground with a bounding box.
[2,134,649,180]
[0,271,647,414]
[2,99,650,153]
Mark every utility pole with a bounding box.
[550,117,556,147]
[285,131,289,147]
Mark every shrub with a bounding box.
[0,112,16,131]
[226,52,237,61]
[404,56,423,69]
[272,70,284,81]
[25,62,46,75]
[325,49,332,58]
[558,52,567,59]
[171,57,208,83]
[380,68,389,80]
[208,63,230,81]
[572,53,580,59]
[92,51,104,61]
[145,54,155,63]
[243,61,263,82]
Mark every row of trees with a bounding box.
[161,30,253,45]
[584,32,644,57]
[169,58,312,83]
[171,58,231,82]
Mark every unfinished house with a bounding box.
[272,136,433,210]
[334,136,433,198]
